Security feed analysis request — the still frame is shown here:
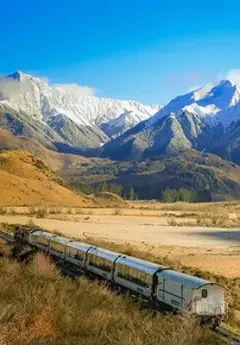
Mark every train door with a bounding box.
[156,278,165,302]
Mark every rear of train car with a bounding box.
[155,270,227,318]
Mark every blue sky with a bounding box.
[1,0,240,104]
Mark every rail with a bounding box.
[0,231,15,244]
[213,326,240,345]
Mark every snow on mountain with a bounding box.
[146,79,240,129]
[101,78,240,162]
[99,110,153,138]
[2,71,160,138]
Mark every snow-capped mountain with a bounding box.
[102,79,240,162]
[0,72,239,163]
[1,71,160,138]
[146,79,240,129]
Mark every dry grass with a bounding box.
[0,253,222,345]
[1,202,239,228]
[0,150,92,207]
[167,210,240,227]
[113,208,123,215]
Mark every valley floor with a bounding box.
[0,212,239,278]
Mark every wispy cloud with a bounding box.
[54,83,96,97]
[0,75,29,101]
[166,72,202,83]
[186,85,201,93]
[226,69,240,84]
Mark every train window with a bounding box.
[117,264,129,279]
[117,264,151,288]
[202,289,208,298]
[68,248,84,261]
[146,274,153,286]
[50,241,65,253]
[88,253,95,266]
[36,235,49,247]
[75,250,84,262]
[88,254,112,272]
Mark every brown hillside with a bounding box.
[0,128,110,172]
[0,150,92,207]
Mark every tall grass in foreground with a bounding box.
[0,253,222,345]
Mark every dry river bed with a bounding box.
[0,214,239,278]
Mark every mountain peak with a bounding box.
[8,71,23,81]
[146,77,240,129]
[215,79,240,90]
[8,71,47,85]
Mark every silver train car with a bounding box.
[14,226,228,323]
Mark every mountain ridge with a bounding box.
[0,71,239,164]
[3,71,160,138]
[101,80,240,163]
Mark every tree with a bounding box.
[161,188,179,203]
[161,187,196,203]
[109,184,123,196]
[179,188,195,202]
[128,186,135,200]
[70,182,95,195]
[96,182,108,193]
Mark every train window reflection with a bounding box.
[117,264,151,288]
[88,254,112,272]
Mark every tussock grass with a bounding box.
[113,208,123,215]
[30,207,47,218]
[0,253,221,345]
[196,211,229,227]
[0,207,7,215]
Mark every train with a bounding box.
[14,226,228,326]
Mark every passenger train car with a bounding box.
[14,226,228,324]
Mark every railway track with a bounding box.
[0,229,240,344]
[213,326,240,345]
[0,230,15,244]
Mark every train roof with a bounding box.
[116,256,168,275]
[87,247,121,261]
[32,231,55,239]
[156,270,225,290]
[66,241,92,252]
[50,235,71,245]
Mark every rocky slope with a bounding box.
[209,119,240,164]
